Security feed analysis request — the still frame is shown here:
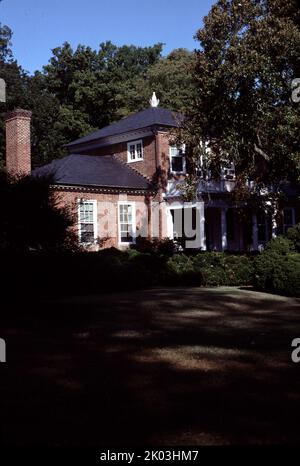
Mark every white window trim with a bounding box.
[169,144,186,175]
[221,161,236,181]
[257,212,269,244]
[127,140,143,163]
[118,201,136,245]
[78,199,98,245]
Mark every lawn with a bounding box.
[1,287,300,446]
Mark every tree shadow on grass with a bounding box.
[1,287,300,446]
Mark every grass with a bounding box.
[1,286,300,446]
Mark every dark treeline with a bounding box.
[0,24,195,168]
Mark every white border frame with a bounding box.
[127,140,143,163]
[118,201,136,245]
[78,199,98,245]
[257,211,269,245]
[169,144,186,175]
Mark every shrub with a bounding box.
[254,250,281,292]
[164,252,254,287]
[193,252,253,286]
[193,251,226,269]
[163,254,202,286]
[254,237,300,297]
[132,237,176,257]
[287,223,300,253]
[2,248,257,303]
[264,236,294,254]
[200,265,227,287]
[223,255,254,286]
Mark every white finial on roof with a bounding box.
[149,92,159,108]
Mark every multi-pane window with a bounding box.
[79,200,97,243]
[257,212,269,243]
[127,140,143,162]
[119,203,135,243]
[283,208,295,234]
[226,209,235,241]
[170,145,186,174]
[221,161,236,180]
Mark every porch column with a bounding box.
[221,208,228,251]
[199,201,206,251]
[185,201,206,250]
[252,213,258,251]
[166,207,174,240]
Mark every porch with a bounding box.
[165,202,262,252]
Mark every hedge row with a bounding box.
[2,225,300,300]
[1,248,254,300]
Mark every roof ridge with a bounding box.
[112,154,152,185]
[66,107,184,148]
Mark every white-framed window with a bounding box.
[127,140,143,162]
[78,199,98,244]
[257,212,269,243]
[283,207,295,234]
[221,161,236,180]
[170,145,186,174]
[118,202,136,244]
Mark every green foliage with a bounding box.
[193,252,254,286]
[163,252,253,287]
[0,32,196,168]
[264,235,295,254]
[132,237,176,256]
[183,0,300,186]
[1,248,256,300]
[125,48,196,114]
[254,235,300,296]
[164,254,201,286]
[287,223,300,252]
[0,23,13,62]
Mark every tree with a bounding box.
[123,48,196,115]
[0,23,13,62]
[42,41,164,126]
[0,37,165,167]
[0,29,196,169]
[0,25,29,168]
[181,0,300,191]
[0,172,76,252]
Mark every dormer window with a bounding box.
[221,161,236,180]
[170,145,186,174]
[127,140,143,162]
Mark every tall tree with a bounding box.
[0,22,13,62]
[0,24,29,168]
[123,48,196,115]
[0,30,196,168]
[182,0,300,192]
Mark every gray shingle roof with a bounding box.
[66,107,184,148]
[32,154,151,190]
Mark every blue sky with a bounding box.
[0,0,215,74]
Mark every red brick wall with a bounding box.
[83,136,157,180]
[5,109,32,177]
[54,189,153,250]
[59,130,186,245]
[75,131,184,191]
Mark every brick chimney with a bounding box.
[5,109,32,177]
